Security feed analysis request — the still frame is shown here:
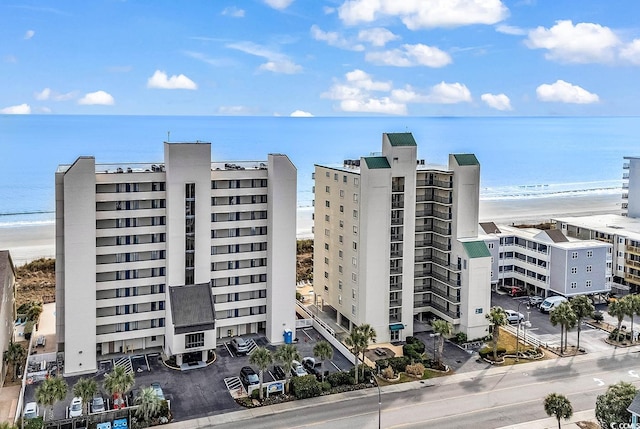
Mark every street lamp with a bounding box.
[515,300,530,362]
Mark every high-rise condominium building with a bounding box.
[56,142,296,376]
[313,133,491,342]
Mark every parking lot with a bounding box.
[23,326,353,422]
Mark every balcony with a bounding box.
[627,245,640,255]
[391,234,404,242]
[390,250,403,258]
[389,298,402,308]
[416,179,452,189]
[432,226,451,237]
[415,210,452,220]
[430,286,460,304]
[391,218,403,226]
[624,163,630,169]
[415,240,451,252]
[390,282,402,291]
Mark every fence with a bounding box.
[503,324,547,349]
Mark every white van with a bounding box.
[539,296,568,313]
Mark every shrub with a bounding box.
[327,371,354,387]
[23,321,35,340]
[378,356,411,374]
[479,346,506,359]
[402,344,423,362]
[405,336,419,345]
[454,332,468,344]
[349,364,373,382]
[24,417,43,429]
[320,381,331,392]
[406,363,425,377]
[593,311,604,323]
[609,329,632,342]
[381,365,395,379]
[291,375,322,399]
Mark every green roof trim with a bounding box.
[364,156,391,169]
[387,133,417,147]
[453,154,479,166]
[462,241,491,259]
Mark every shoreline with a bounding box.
[0,193,622,265]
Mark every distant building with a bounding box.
[56,142,297,376]
[623,156,640,218]
[0,251,17,387]
[480,223,612,297]
[313,133,491,342]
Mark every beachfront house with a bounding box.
[55,142,296,376]
[480,224,612,298]
[313,132,491,342]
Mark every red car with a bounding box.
[509,287,527,297]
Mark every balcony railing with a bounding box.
[390,251,403,258]
[416,179,452,189]
[415,239,451,252]
[391,235,404,242]
[389,298,402,307]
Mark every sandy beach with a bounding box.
[0,193,622,265]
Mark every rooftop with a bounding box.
[57,160,268,174]
[169,283,216,334]
[462,241,491,259]
[552,214,640,240]
[480,224,611,249]
[387,133,417,147]
[363,156,391,169]
[453,154,479,166]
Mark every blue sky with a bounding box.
[2,0,640,116]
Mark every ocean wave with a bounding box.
[0,219,55,229]
[480,180,622,200]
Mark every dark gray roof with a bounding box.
[479,222,501,234]
[169,283,216,334]
[544,229,569,243]
[628,392,640,415]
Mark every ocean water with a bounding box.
[0,115,638,228]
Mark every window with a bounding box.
[352,273,357,282]
[488,243,494,249]
[324,257,329,264]
[338,265,343,273]
[352,289,356,299]
[339,235,343,243]
[185,332,204,349]
[325,200,330,208]
[338,280,343,290]
[325,186,330,193]
[572,252,578,259]
[325,214,330,222]
[351,304,356,315]
[570,282,577,289]
[338,295,342,305]
[326,171,330,178]
[354,178,359,186]
[334,173,338,181]
[587,250,593,258]
[343,175,347,183]
[324,243,329,250]
[353,210,358,219]
[571,267,577,274]
[353,226,358,235]
[586,265,592,272]
[339,250,343,259]
[324,272,329,278]
[340,190,345,198]
[324,229,330,237]
[339,220,344,229]
[352,241,357,251]
[353,194,358,202]
[586,280,592,287]
[340,205,344,213]
[475,308,483,314]
[352,257,357,267]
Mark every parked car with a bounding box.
[509,286,527,297]
[302,357,327,381]
[35,335,46,348]
[151,382,165,401]
[504,309,525,324]
[272,365,286,380]
[240,366,259,386]
[528,296,544,307]
[539,296,568,313]
[291,360,308,377]
[69,397,83,417]
[230,337,250,355]
[112,394,125,410]
[91,395,105,413]
[23,401,38,419]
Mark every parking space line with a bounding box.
[301,330,313,340]
[330,361,341,371]
[224,342,235,357]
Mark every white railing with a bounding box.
[295,318,313,328]
[503,324,547,349]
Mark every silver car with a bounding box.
[504,309,525,324]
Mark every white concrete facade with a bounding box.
[481,225,612,298]
[313,133,491,342]
[56,142,296,376]
[0,251,16,387]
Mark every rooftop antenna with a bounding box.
[167,131,170,142]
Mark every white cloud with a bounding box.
[496,24,525,35]
[365,43,451,67]
[264,0,294,10]
[227,42,302,74]
[24,30,35,40]
[323,6,336,14]
[425,82,472,103]
[481,93,512,110]
[78,90,115,105]
[310,25,364,51]
[35,88,51,100]
[620,39,640,65]
[222,6,245,17]
[526,20,620,63]
[338,0,508,29]
[536,80,599,104]
[147,70,197,90]
[358,27,400,47]
[218,105,253,115]
[322,69,405,115]
[1,103,31,114]
[290,110,313,117]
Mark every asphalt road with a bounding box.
[192,346,640,429]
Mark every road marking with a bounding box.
[594,378,605,386]
[629,370,639,378]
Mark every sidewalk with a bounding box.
[495,410,596,429]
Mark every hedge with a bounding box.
[291,375,323,399]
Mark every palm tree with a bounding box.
[623,294,640,343]
[345,327,366,384]
[274,344,301,392]
[550,302,577,354]
[3,341,26,381]
[486,306,507,361]
[570,295,595,351]
[608,298,629,343]
[358,324,377,380]
[313,340,333,383]
[249,347,273,400]
[543,393,573,429]
[72,377,97,415]
[431,319,452,366]
[104,366,135,407]
[135,386,162,423]
[35,376,67,420]
[0,422,18,429]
